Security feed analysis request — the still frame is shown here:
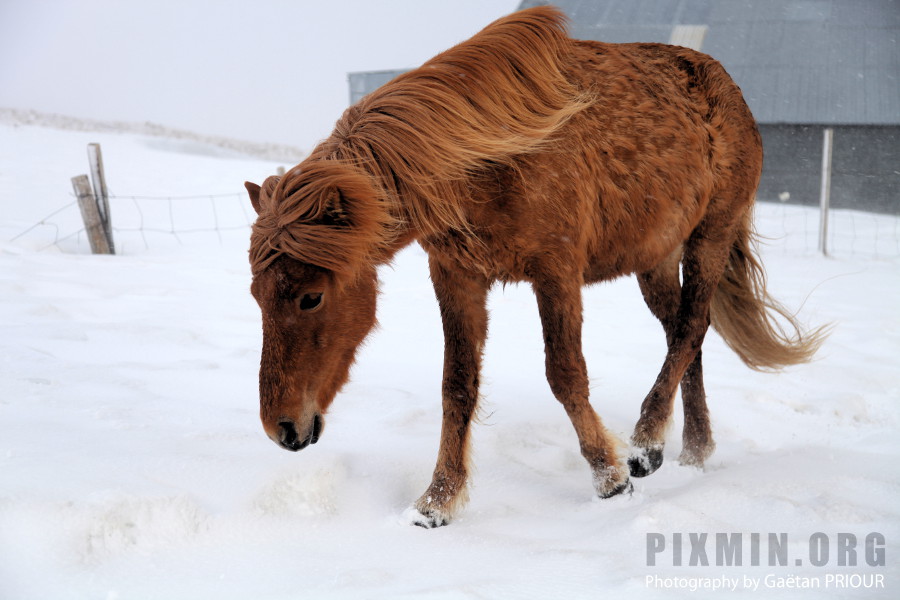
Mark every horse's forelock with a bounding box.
[249,161,393,282]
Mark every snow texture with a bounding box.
[1,121,898,599]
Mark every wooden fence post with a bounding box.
[87,143,115,253]
[72,174,112,254]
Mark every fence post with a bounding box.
[87,143,115,253]
[818,128,833,256]
[72,174,112,254]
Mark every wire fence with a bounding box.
[755,201,900,260]
[9,192,900,260]
[12,190,255,254]
[112,191,255,248]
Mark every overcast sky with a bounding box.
[0,0,519,148]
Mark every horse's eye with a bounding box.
[299,293,323,311]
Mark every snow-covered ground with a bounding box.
[1,121,898,599]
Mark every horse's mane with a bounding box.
[250,6,590,279]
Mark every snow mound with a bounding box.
[0,107,306,163]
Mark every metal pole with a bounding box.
[818,128,833,256]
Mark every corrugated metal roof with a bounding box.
[519,0,900,124]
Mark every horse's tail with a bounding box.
[710,210,828,370]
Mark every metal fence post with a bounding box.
[818,128,833,256]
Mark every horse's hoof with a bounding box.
[598,478,633,499]
[678,440,715,468]
[405,507,449,529]
[628,446,663,477]
[677,451,706,469]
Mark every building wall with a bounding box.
[348,70,407,106]
[758,125,899,215]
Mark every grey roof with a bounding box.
[520,0,900,125]
[350,1,899,125]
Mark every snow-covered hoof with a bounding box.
[678,439,715,469]
[628,445,664,477]
[599,477,633,499]
[410,474,467,528]
[592,464,633,499]
[405,506,450,528]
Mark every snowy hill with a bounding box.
[1,121,898,599]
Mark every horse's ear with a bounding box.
[245,181,262,214]
[322,189,352,227]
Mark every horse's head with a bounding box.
[248,254,377,451]
[245,165,386,452]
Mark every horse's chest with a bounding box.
[419,223,536,283]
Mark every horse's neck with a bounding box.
[385,228,419,258]
[380,196,420,262]
[359,162,423,259]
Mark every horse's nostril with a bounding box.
[311,414,323,444]
[278,420,300,449]
[273,417,322,452]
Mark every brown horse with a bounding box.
[245,6,825,527]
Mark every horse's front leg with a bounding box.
[411,257,490,528]
[533,275,632,499]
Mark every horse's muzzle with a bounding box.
[275,414,323,452]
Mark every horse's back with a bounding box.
[459,39,762,283]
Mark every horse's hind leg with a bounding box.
[632,249,715,476]
[533,274,632,498]
[678,351,715,467]
[411,257,490,528]
[629,218,739,477]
